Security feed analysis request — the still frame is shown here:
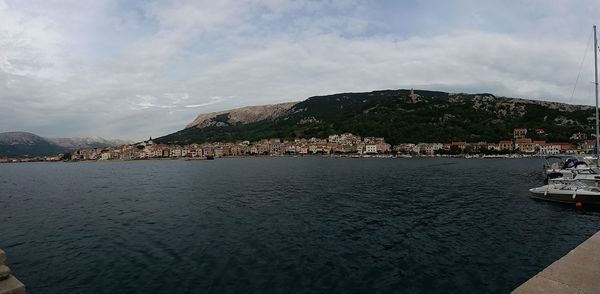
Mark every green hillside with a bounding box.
[156,89,595,145]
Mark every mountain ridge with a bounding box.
[157,89,596,145]
[0,132,131,157]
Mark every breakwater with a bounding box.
[0,249,25,294]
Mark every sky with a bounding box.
[2,0,600,140]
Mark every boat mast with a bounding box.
[595,25,599,166]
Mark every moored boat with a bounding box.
[531,25,600,206]
[530,181,600,204]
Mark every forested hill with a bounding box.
[156,89,595,145]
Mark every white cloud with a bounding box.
[185,96,228,108]
[1,0,600,141]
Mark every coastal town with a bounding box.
[0,128,596,163]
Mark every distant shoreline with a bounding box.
[0,153,555,164]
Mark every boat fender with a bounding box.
[544,188,548,196]
[573,189,578,200]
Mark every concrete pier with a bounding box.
[513,231,600,293]
[0,249,25,294]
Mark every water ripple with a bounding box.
[0,158,598,293]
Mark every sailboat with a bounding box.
[529,25,600,205]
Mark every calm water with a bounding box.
[1,158,600,293]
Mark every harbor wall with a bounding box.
[513,231,600,293]
[0,249,25,294]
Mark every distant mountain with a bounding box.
[48,137,132,149]
[0,132,67,157]
[0,132,131,157]
[156,89,596,145]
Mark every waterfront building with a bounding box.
[60,133,397,160]
[375,142,391,153]
[100,152,111,160]
[365,144,377,154]
[451,141,467,150]
[514,138,532,150]
[171,148,182,157]
[499,140,513,151]
[555,142,574,153]
[214,147,224,158]
[580,140,596,153]
[328,135,340,143]
[297,145,309,154]
[519,142,536,154]
[539,143,561,155]
[470,142,488,152]
[532,140,546,148]
[418,143,434,155]
[487,143,499,151]
[257,143,269,155]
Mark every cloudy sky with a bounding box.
[1,0,600,140]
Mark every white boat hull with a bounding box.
[529,185,600,204]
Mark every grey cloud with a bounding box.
[1,0,600,141]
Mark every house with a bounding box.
[417,143,434,155]
[214,147,224,157]
[394,143,415,154]
[571,132,588,140]
[513,128,528,139]
[533,140,546,152]
[515,138,532,150]
[499,140,513,151]
[540,144,561,155]
[297,145,309,154]
[190,148,203,157]
[451,141,467,150]
[555,142,574,153]
[328,135,340,143]
[519,142,536,153]
[487,143,499,151]
[203,146,214,156]
[470,142,488,152]
[171,148,182,157]
[257,144,269,155]
[100,152,111,160]
[365,144,377,154]
[580,140,596,153]
[249,146,258,155]
[375,142,391,153]
[269,143,281,155]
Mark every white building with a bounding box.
[365,144,377,154]
[100,152,111,160]
[540,144,561,155]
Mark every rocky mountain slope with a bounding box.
[156,89,595,145]
[185,102,296,129]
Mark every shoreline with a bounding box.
[0,153,556,164]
